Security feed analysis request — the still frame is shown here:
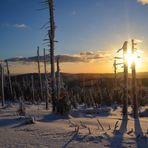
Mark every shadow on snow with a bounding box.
[110,115,128,148]
[134,117,148,148]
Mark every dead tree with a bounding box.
[31,75,35,104]
[37,47,44,102]
[0,64,5,107]
[44,48,49,110]
[131,39,138,118]
[116,41,128,116]
[113,60,117,89]
[113,59,118,103]
[17,96,26,116]
[43,48,47,77]
[122,41,128,117]
[47,0,56,112]
[56,56,60,100]
[5,60,13,99]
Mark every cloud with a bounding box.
[13,24,28,28]
[137,0,148,5]
[72,10,77,16]
[5,55,83,63]
[0,23,28,29]
[134,39,143,43]
[5,51,111,64]
[80,51,94,56]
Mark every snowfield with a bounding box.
[0,103,147,148]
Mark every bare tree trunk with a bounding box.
[113,60,117,89]
[44,48,49,110]
[48,0,56,112]
[122,41,128,117]
[0,64,5,107]
[56,56,60,100]
[131,39,138,118]
[113,59,118,104]
[5,60,13,99]
[21,77,26,100]
[37,47,43,102]
[31,75,35,104]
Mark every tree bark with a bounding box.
[122,41,128,117]
[48,0,56,112]
[131,39,138,118]
[37,47,44,102]
[0,64,5,107]
[5,60,13,99]
[44,48,49,110]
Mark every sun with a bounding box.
[125,49,142,68]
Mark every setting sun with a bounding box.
[0,0,148,147]
[125,49,142,69]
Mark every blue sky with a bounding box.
[0,0,148,62]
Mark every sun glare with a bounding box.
[125,49,142,69]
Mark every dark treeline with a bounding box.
[2,73,148,108]
[4,73,48,103]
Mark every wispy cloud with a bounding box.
[0,23,28,29]
[13,24,28,29]
[137,0,148,5]
[72,10,77,16]
[5,50,111,64]
[134,39,143,43]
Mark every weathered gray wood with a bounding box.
[56,56,60,100]
[37,47,43,101]
[131,39,138,118]
[122,41,128,117]
[44,48,49,110]
[5,60,13,99]
[0,64,5,106]
[113,60,117,89]
[97,119,104,131]
[31,75,35,104]
[48,0,56,112]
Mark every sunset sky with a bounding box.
[0,0,148,73]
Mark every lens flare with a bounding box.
[125,49,142,68]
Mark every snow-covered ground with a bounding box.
[0,103,147,148]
